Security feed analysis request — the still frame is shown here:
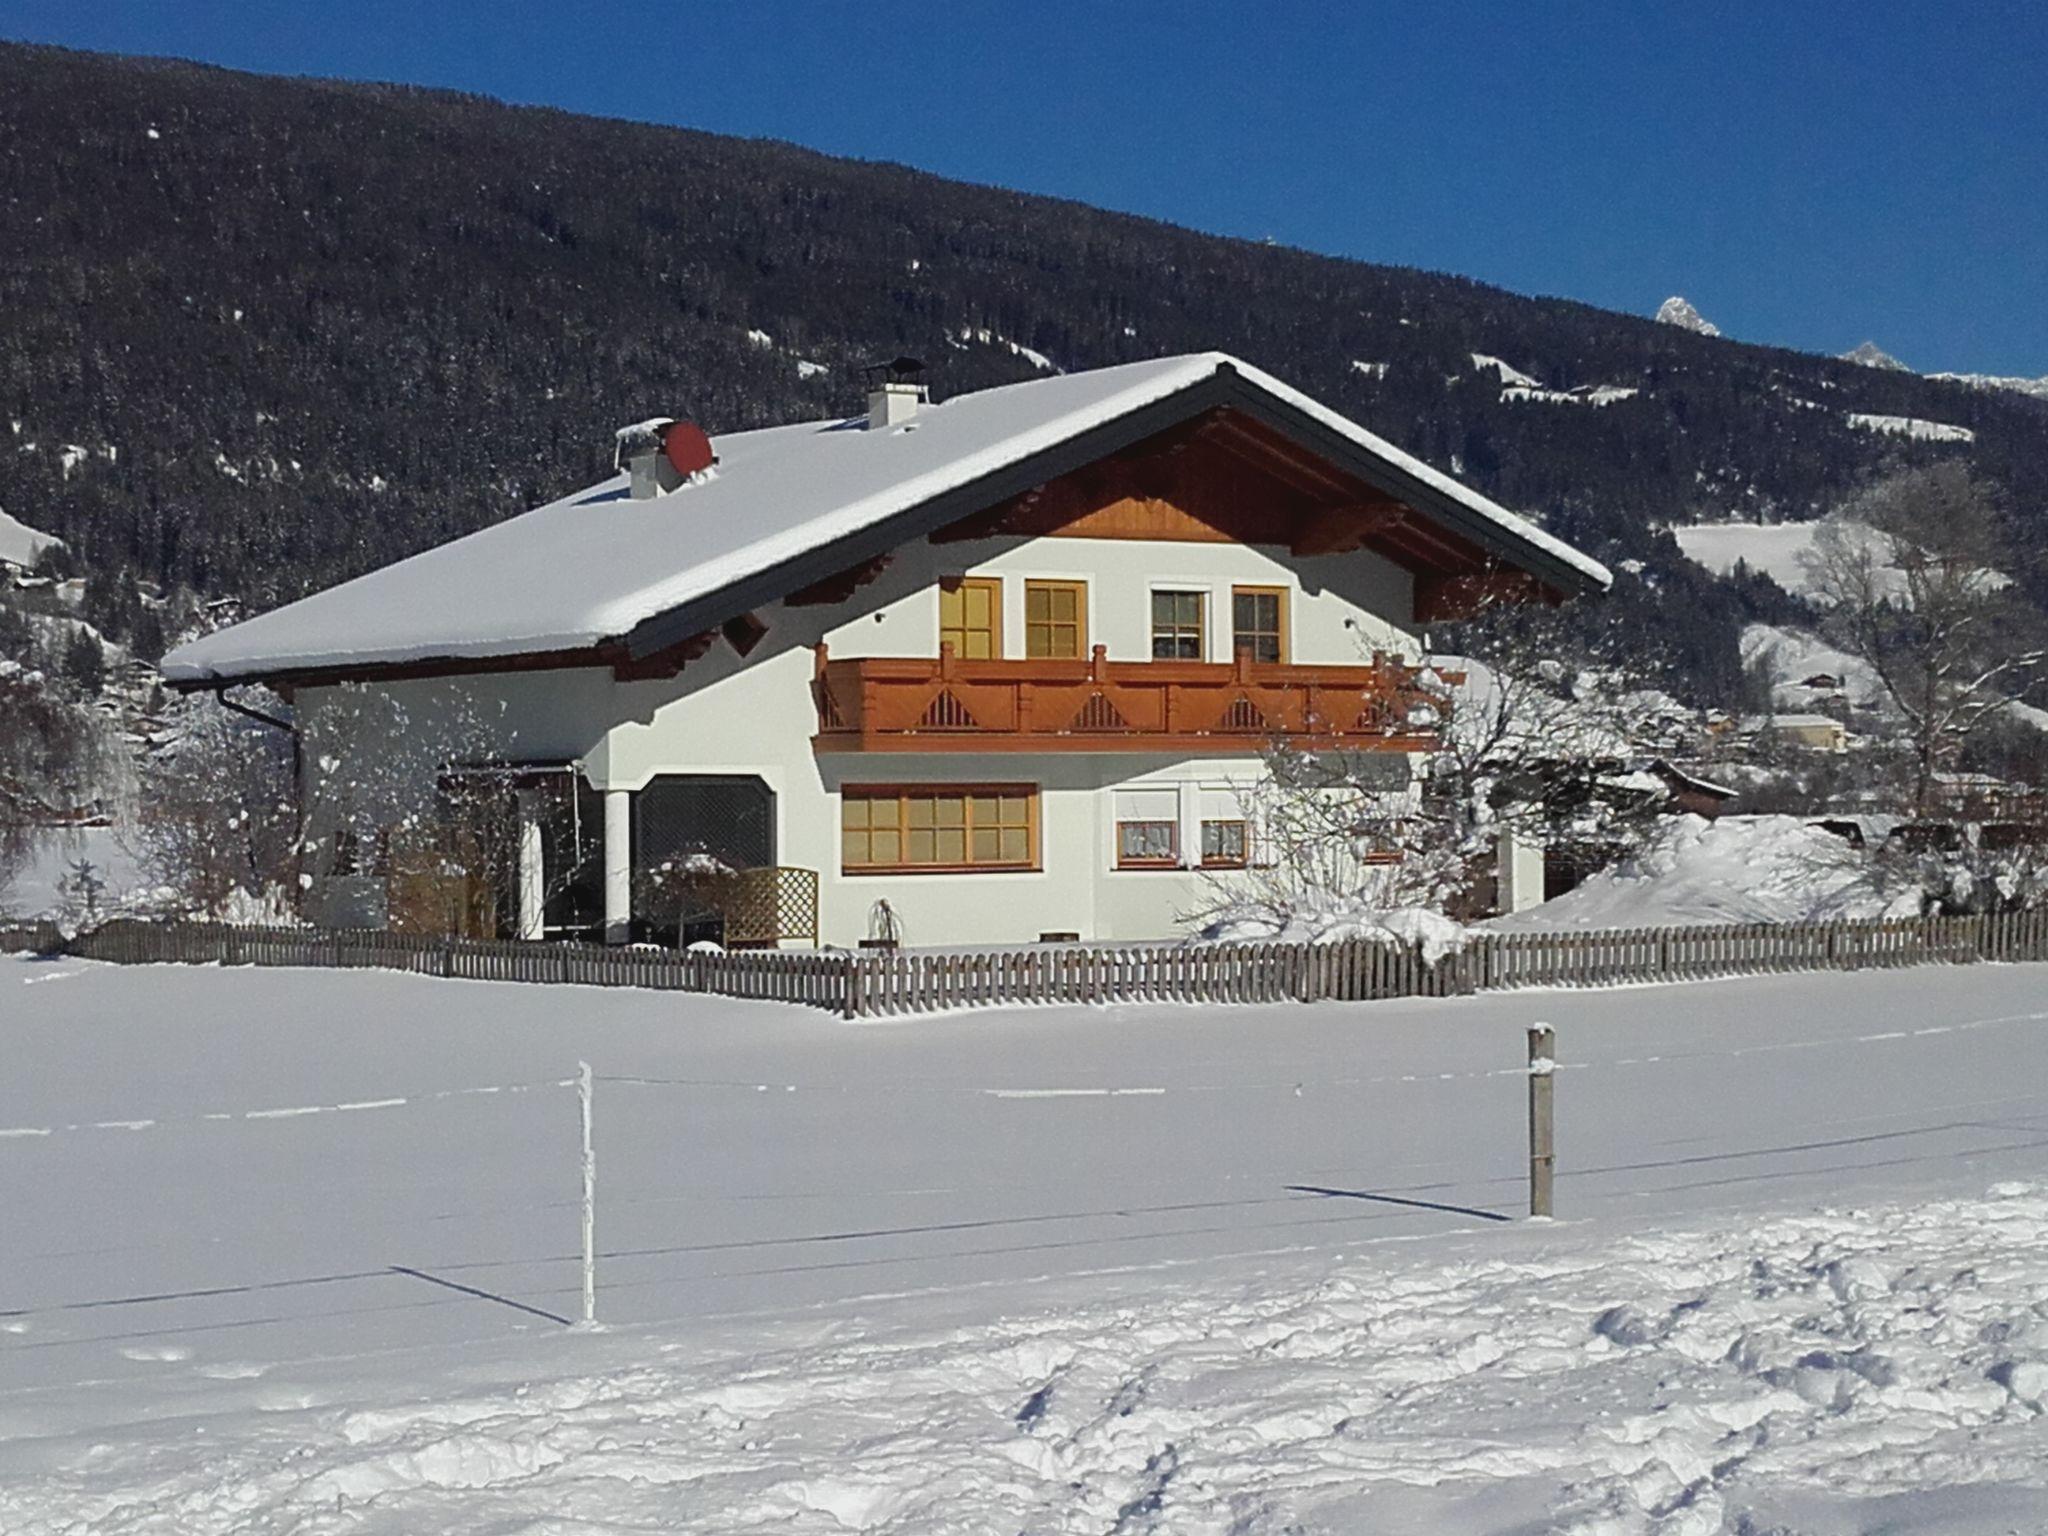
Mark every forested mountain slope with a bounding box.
[3,42,2043,704]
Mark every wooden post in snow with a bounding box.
[578,1060,597,1326]
[1528,1024,1555,1218]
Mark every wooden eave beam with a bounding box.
[1289,501,1409,557]
[786,554,894,606]
[1414,570,1561,622]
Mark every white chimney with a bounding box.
[865,356,928,430]
[614,417,680,499]
[867,380,922,429]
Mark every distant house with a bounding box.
[1649,760,1737,819]
[162,353,1610,948]
[0,507,61,579]
[1749,713,1849,754]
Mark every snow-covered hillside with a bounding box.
[1672,521,1834,596]
[4,956,2047,1532]
[1929,368,2048,403]
[1740,621,1886,708]
[1670,519,1917,606]
[1847,412,1975,444]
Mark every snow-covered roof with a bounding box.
[1749,713,1847,731]
[163,353,1612,686]
[0,507,62,570]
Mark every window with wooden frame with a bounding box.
[1113,786,1181,869]
[1200,819,1250,868]
[938,576,1002,660]
[1023,580,1087,659]
[841,785,1037,873]
[1116,820,1178,868]
[1150,589,1206,660]
[1231,586,1288,664]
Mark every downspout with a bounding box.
[213,685,301,780]
[212,684,307,913]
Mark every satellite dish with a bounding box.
[663,421,716,478]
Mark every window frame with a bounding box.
[938,575,1003,661]
[1199,818,1251,869]
[1115,818,1181,870]
[1149,587,1207,661]
[1230,585,1289,665]
[841,783,1040,874]
[1022,579,1088,660]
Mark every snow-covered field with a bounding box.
[5,956,2047,1532]
[1673,522,1834,596]
[2,824,144,920]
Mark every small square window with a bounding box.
[1201,819,1249,867]
[1117,820,1179,867]
[1151,590,1205,660]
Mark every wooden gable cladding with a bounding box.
[932,421,1309,547]
[928,407,1477,576]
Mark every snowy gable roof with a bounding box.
[163,353,1611,686]
[0,507,62,571]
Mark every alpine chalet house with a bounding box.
[162,354,1610,949]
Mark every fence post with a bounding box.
[578,1060,597,1328]
[1528,1023,1555,1219]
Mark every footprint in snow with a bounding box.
[197,1360,269,1380]
[120,1343,193,1363]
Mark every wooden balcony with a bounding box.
[811,643,1443,754]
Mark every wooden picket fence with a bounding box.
[4,908,2046,1018]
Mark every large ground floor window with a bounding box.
[843,784,1038,873]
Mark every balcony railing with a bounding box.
[811,643,1443,754]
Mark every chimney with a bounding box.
[865,355,928,430]
[613,418,716,498]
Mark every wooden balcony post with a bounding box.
[939,641,957,680]
[1090,643,1107,682]
[1234,645,1253,683]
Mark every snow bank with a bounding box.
[1492,814,1920,930]
[1206,900,1468,961]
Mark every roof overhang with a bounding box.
[617,361,1606,665]
[169,357,1609,692]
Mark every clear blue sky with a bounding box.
[10,1,2044,376]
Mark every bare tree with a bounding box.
[1419,593,1685,861]
[1194,587,1676,932]
[1803,465,2046,815]
[297,684,590,938]
[132,691,298,918]
[1191,745,1468,938]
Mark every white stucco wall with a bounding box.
[294,531,1421,946]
